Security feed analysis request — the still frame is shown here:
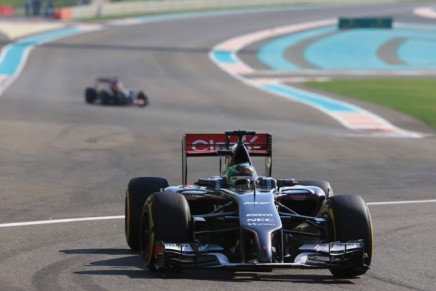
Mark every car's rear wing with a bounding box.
[182,132,272,184]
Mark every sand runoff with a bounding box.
[0,20,65,40]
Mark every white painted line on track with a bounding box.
[1,199,436,228]
[366,199,436,206]
[0,215,123,228]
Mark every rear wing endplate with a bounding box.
[182,133,272,184]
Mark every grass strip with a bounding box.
[305,78,436,129]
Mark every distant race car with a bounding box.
[85,77,149,107]
[124,130,373,278]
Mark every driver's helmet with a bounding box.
[226,163,257,188]
[110,80,121,93]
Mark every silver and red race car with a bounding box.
[85,77,149,107]
[124,130,373,278]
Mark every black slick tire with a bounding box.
[136,91,149,107]
[85,87,97,104]
[326,194,373,278]
[140,192,191,271]
[125,177,168,251]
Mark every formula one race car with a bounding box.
[124,130,373,278]
[85,77,149,107]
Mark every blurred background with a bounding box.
[0,0,409,19]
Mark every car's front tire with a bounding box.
[326,194,373,278]
[85,87,97,104]
[136,91,149,107]
[140,192,191,271]
[125,177,168,251]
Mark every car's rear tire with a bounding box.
[326,194,373,278]
[125,177,168,251]
[140,192,191,271]
[85,87,97,104]
[297,180,334,198]
[100,90,111,105]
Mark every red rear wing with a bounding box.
[182,133,272,184]
[184,133,272,156]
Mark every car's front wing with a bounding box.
[152,241,368,271]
